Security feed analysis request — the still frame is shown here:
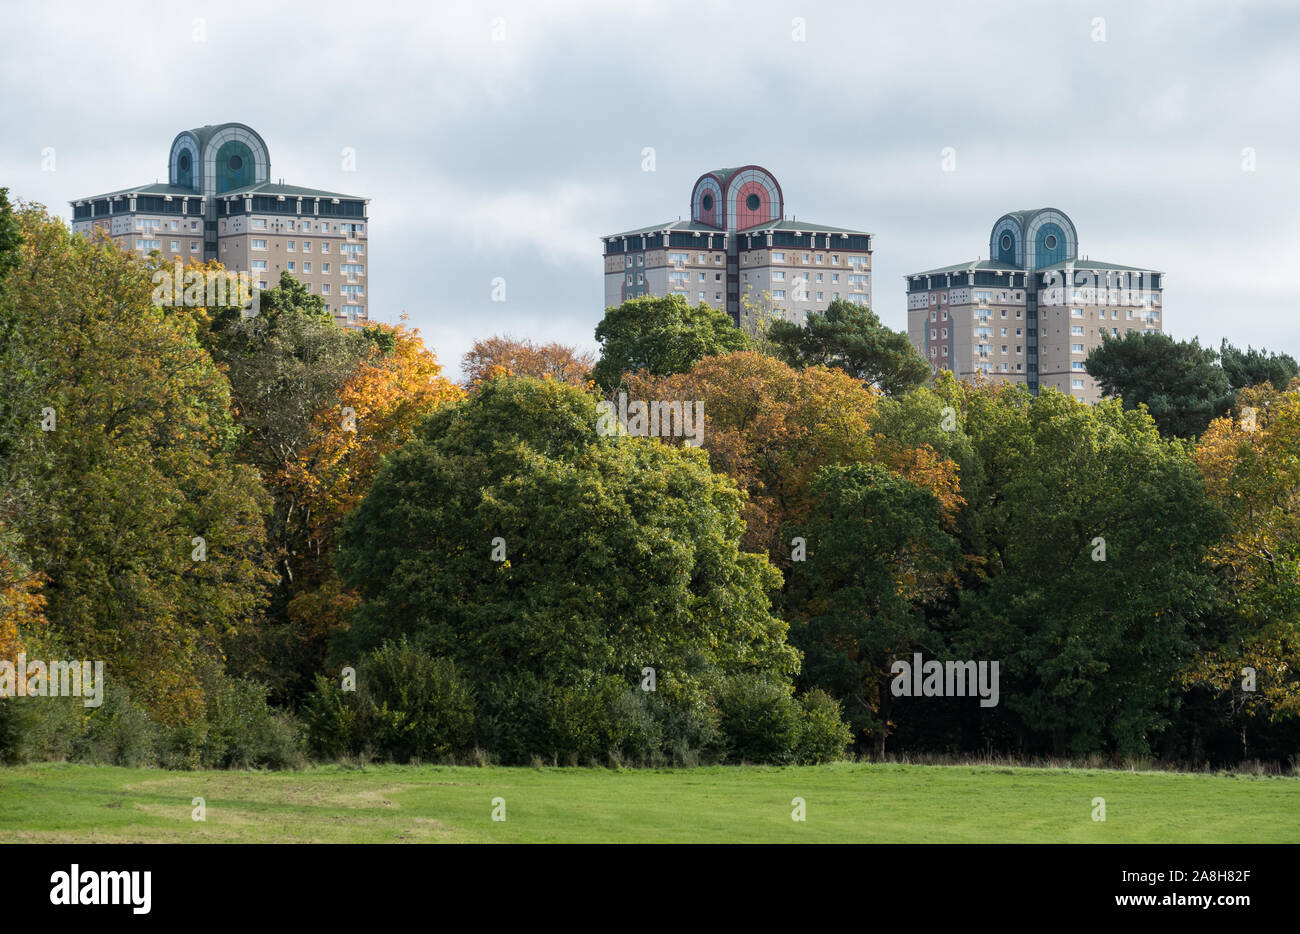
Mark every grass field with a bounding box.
[2,762,1297,843]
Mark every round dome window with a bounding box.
[179,153,190,171]
[1044,234,1058,250]
[701,193,714,211]
[1001,234,1012,251]
[229,155,244,171]
[745,193,761,211]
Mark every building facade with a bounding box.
[70,123,370,328]
[906,209,1164,402]
[602,166,872,328]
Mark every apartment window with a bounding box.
[252,219,267,230]
[287,220,295,231]
[1072,361,1085,370]
[288,262,295,272]
[251,260,267,270]
[252,239,267,250]
[1016,310,1022,318]
[1072,378,1085,388]
[773,290,786,299]
[816,292,824,300]
[625,256,632,268]
[815,255,823,264]
[941,310,948,321]
[637,273,643,284]
[1071,308,1083,317]
[322,263,330,273]
[772,252,785,262]
[287,241,295,251]
[1112,309,1119,319]
[1112,328,1119,335]
[698,292,705,300]
[1001,328,1008,336]
[831,255,839,264]
[802,253,810,263]
[697,254,706,263]
[322,242,330,253]
[304,263,312,273]
[941,328,948,338]
[930,310,936,322]
[135,238,160,251]
[1072,343,1085,353]
[1000,310,1007,318]
[634,254,642,265]
[1016,346,1023,354]
[832,292,840,299]
[942,346,949,356]
[930,329,937,340]
[190,241,199,252]
[1001,345,1008,354]
[773,271,785,281]
[816,273,824,283]
[1016,328,1022,337]
[714,273,721,281]
[626,274,632,285]
[670,252,687,264]
[832,274,839,283]
[930,347,937,357]
[170,241,179,252]
[1127,309,1133,319]
[322,284,330,295]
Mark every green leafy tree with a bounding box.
[951,384,1224,757]
[785,463,960,753]
[592,295,747,390]
[767,299,929,396]
[1085,331,1231,438]
[0,202,274,721]
[1219,340,1299,393]
[334,375,801,763]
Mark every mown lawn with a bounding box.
[0,761,1296,843]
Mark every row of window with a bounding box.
[249,218,364,235]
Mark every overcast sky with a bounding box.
[2,0,1297,379]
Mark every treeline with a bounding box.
[0,190,1297,769]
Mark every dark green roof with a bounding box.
[604,217,871,239]
[603,219,723,239]
[907,259,1023,277]
[219,181,367,201]
[749,218,871,236]
[71,182,200,203]
[1036,258,1161,274]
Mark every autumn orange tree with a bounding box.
[462,335,595,390]
[622,351,960,559]
[1190,381,1300,722]
[280,323,463,669]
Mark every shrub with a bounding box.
[74,688,158,767]
[716,675,801,764]
[304,640,474,763]
[795,689,852,764]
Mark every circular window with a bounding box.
[179,152,191,171]
[1000,234,1012,251]
[229,155,244,171]
[1044,234,1058,250]
[701,193,714,211]
[745,193,761,211]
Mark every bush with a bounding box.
[716,675,801,764]
[202,673,306,770]
[795,689,852,764]
[74,688,158,767]
[304,640,475,763]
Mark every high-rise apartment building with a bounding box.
[70,123,370,328]
[905,208,1163,402]
[602,165,872,327]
